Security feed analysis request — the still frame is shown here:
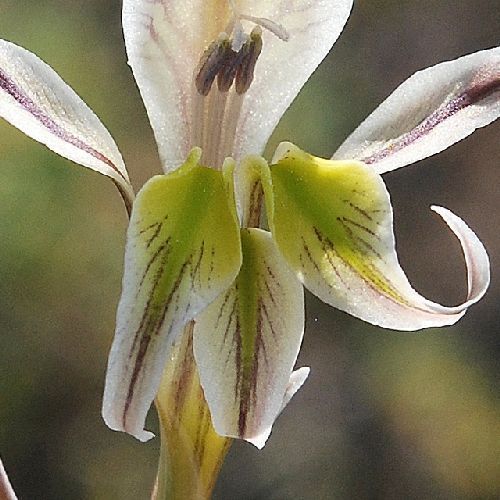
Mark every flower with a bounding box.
[0,0,498,451]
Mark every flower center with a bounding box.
[191,10,288,168]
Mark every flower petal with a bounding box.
[123,0,353,170]
[193,228,305,446]
[0,458,17,500]
[266,143,490,331]
[333,47,500,174]
[246,366,310,449]
[232,0,353,161]
[102,149,242,441]
[0,39,133,210]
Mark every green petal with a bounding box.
[265,142,489,331]
[103,149,242,441]
[193,228,305,448]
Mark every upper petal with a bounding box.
[102,150,242,441]
[265,143,490,331]
[0,39,133,210]
[333,47,500,174]
[123,0,353,170]
[232,0,353,161]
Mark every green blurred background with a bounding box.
[0,1,498,498]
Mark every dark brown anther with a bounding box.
[216,48,241,92]
[235,27,263,95]
[195,36,231,96]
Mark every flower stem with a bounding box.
[153,322,231,500]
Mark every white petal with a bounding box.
[0,39,133,207]
[233,0,353,161]
[333,47,500,174]
[267,145,490,331]
[193,228,305,446]
[123,0,353,170]
[102,153,241,441]
[247,366,310,449]
[0,458,17,500]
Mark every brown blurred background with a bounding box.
[0,1,498,498]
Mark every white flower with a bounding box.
[0,0,498,448]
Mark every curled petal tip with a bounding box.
[130,429,155,443]
[271,141,296,164]
[430,205,490,306]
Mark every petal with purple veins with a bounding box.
[333,47,500,174]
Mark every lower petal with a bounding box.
[193,228,305,447]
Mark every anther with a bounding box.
[195,34,232,96]
[235,27,263,94]
[217,48,242,92]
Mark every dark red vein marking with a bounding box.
[145,223,163,249]
[123,257,191,427]
[338,219,385,261]
[237,305,262,439]
[173,324,195,418]
[340,217,381,241]
[312,228,349,289]
[0,68,127,182]
[362,73,500,165]
[137,237,171,290]
[301,237,322,275]
[190,241,205,288]
[342,199,374,222]
[260,300,278,346]
[314,227,411,306]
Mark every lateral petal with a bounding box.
[0,39,133,209]
[267,143,490,331]
[102,149,242,441]
[122,0,353,170]
[333,47,500,174]
[193,228,305,446]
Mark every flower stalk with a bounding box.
[153,322,231,500]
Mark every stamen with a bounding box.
[217,47,243,92]
[195,34,231,96]
[191,6,288,168]
[235,27,263,95]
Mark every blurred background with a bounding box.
[0,0,498,498]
